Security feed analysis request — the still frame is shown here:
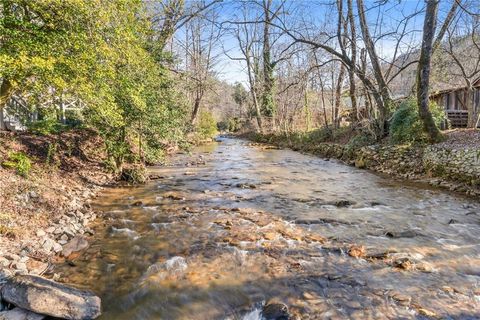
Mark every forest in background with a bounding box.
[1,0,479,178]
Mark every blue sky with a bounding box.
[179,0,458,85]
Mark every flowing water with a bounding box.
[56,138,480,319]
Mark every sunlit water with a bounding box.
[56,138,480,319]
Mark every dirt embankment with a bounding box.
[0,129,113,276]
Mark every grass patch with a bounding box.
[1,152,32,177]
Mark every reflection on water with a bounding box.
[56,138,480,319]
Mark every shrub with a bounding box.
[217,120,229,131]
[305,127,332,143]
[46,142,59,167]
[120,164,147,184]
[343,132,375,160]
[197,111,218,139]
[28,119,67,135]
[1,152,32,177]
[65,109,84,128]
[217,117,244,132]
[390,98,447,144]
[346,132,375,150]
[143,144,165,165]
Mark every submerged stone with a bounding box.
[385,230,419,238]
[334,200,355,207]
[262,301,290,320]
[61,236,89,258]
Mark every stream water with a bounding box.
[56,137,480,319]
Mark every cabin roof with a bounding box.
[430,76,480,98]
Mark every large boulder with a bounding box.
[0,275,101,320]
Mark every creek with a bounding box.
[56,137,480,319]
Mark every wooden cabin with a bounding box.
[430,77,480,128]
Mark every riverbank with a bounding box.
[240,129,480,198]
[0,130,113,278]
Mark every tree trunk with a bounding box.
[334,63,345,128]
[346,0,358,122]
[251,87,263,132]
[190,95,202,125]
[245,44,263,132]
[318,72,330,130]
[466,88,476,128]
[417,0,442,142]
[303,89,311,132]
[261,0,275,119]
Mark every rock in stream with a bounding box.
[1,275,101,320]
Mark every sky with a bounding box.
[177,0,460,86]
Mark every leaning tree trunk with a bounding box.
[190,95,202,125]
[416,0,442,142]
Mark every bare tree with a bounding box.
[356,0,392,131]
[173,4,222,125]
[225,3,264,132]
[151,0,223,49]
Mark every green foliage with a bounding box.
[28,119,67,135]
[232,83,248,107]
[27,107,70,135]
[1,0,188,172]
[217,117,243,132]
[344,132,375,159]
[65,109,84,128]
[217,120,229,131]
[2,152,32,177]
[143,143,166,165]
[261,91,276,117]
[46,142,60,167]
[303,126,352,144]
[197,111,218,139]
[305,127,333,143]
[346,132,375,149]
[390,98,447,144]
[0,1,100,98]
[120,165,147,184]
[78,1,188,171]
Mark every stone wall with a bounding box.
[354,145,425,179]
[423,146,480,187]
